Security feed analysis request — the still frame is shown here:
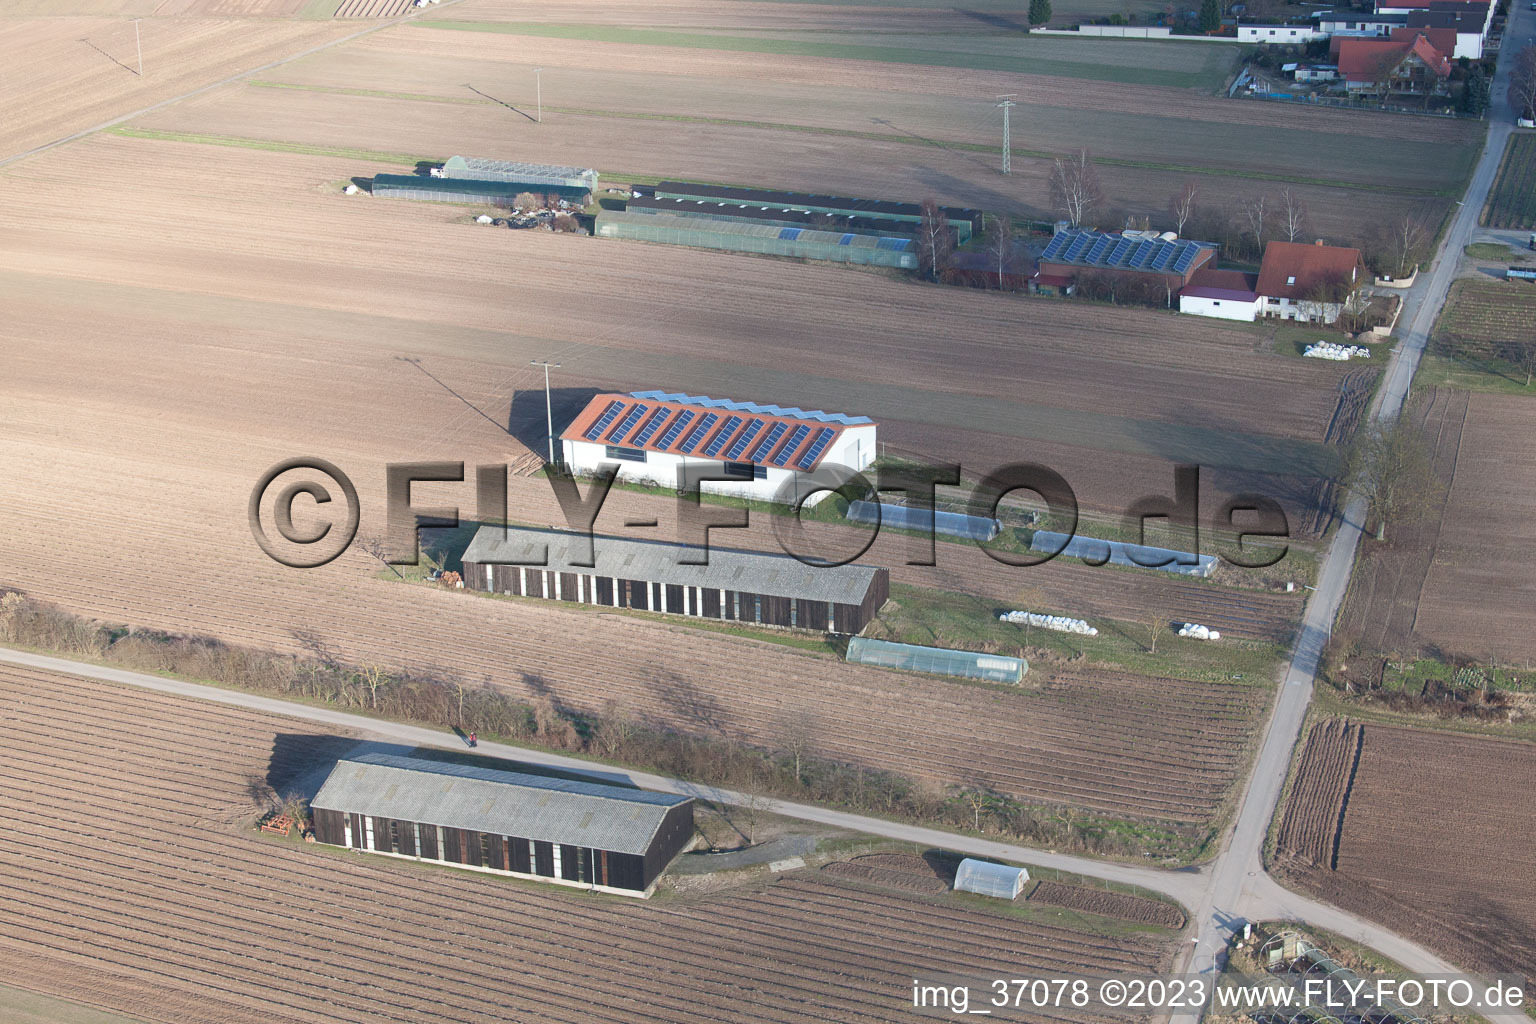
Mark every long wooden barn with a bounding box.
[460,525,889,634]
[311,753,694,897]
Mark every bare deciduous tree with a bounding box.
[1168,180,1198,236]
[1279,188,1309,242]
[773,708,819,786]
[359,663,387,710]
[1049,149,1102,228]
[1346,408,1444,541]
[1146,617,1169,655]
[1241,193,1268,246]
[357,533,404,579]
[1510,45,1536,122]
[914,198,953,281]
[1385,214,1430,279]
[593,699,636,757]
[983,214,1016,290]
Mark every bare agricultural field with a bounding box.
[1482,132,1536,230]
[1433,276,1536,350]
[0,663,1177,1024]
[0,17,352,159]
[0,134,1345,497]
[433,0,1169,30]
[1275,719,1536,992]
[1414,392,1536,662]
[1335,388,1465,656]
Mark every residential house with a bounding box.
[1335,34,1451,94]
[1255,240,1365,324]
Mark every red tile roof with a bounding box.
[1336,34,1450,80]
[1181,268,1259,302]
[1256,241,1363,301]
[1390,25,1457,55]
[560,393,863,469]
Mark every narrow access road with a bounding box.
[0,644,1208,907]
[1174,16,1528,1021]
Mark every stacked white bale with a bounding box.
[1178,623,1221,640]
[1304,341,1372,360]
[998,611,1098,636]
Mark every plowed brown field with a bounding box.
[1335,388,1466,656]
[1275,720,1536,992]
[0,17,352,159]
[1026,881,1186,928]
[1414,393,1536,662]
[0,662,1176,1024]
[0,131,1300,828]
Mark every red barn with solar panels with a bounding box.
[559,391,877,505]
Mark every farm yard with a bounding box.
[1274,719,1536,994]
[1481,132,1536,231]
[0,120,1352,854]
[0,663,1179,1024]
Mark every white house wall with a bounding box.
[1179,294,1259,321]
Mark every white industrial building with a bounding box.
[560,391,877,504]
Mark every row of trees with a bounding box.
[0,589,1159,857]
[1514,45,1536,122]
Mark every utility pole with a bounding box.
[996,95,1016,174]
[530,360,561,464]
[532,67,544,123]
[135,18,143,76]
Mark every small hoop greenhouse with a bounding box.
[845,637,1026,684]
[953,858,1029,899]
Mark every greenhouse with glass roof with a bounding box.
[595,211,917,268]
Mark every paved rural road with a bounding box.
[1174,17,1529,1021]
[0,645,1207,907]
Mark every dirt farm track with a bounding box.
[0,663,1175,1024]
[1276,719,1536,992]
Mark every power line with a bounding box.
[995,95,1016,174]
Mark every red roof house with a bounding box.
[1336,34,1451,92]
[1255,241,1365,323]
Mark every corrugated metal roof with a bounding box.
[650,181,979,224]
[461,525,884,604]
[443,156,598,188]
[626,197,920,237]
[311,753,687,856]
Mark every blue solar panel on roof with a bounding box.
[725,419,765,461]
[582,400,625,440]
[772,424,811,466]
[796,428,835,469]
[606,403,648,443]
[656,409,696,450]
[877,236,910,251]
[702,415,744,458]
[678,412,718,454]
[1173,249,1196,273]
[629,407,671,448]
[839,233,855,246]
[748,421,788,463]
[1151,246,1176,271]
[1086,237,1113,264]
[778,228,802,240]
[1108,238,1132,266]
